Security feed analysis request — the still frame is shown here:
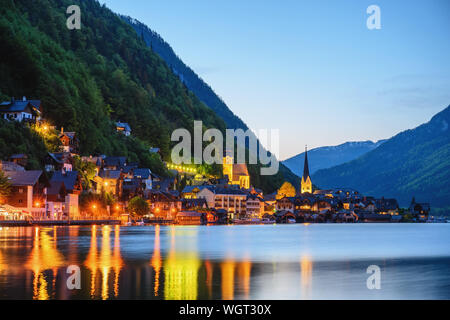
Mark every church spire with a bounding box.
[303,145,310,180]
[301,145,312,194]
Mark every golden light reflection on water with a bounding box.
[163,227,200,300]
[26,227,66,300]
[237,258,252,299]
[221,260,235,300]
[1,226,286,300]
[150,225,162,296]
[84,225,123,300]
[300,255,313,299]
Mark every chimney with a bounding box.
[61,127,64,134]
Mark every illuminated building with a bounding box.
[222,152,250,189]
[300,147,312,194]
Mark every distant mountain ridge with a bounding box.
[283,140,385,176]
[312,105,450,211]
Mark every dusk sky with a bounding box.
[100,0,450,160]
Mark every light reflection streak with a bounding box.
[84,225,123,300]
[164,227,200,300]
[300,255,313,299]
[221,260,235,300]
[26,227,66,300]
[150,225,162,296]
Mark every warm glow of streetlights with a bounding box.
[92,204,97,210]
[104,182,109,187]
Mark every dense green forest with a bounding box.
[0,0,298,192]
[122,16,249,132]
[313,105,450,213]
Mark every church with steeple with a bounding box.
[300,146,312,194]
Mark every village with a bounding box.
[0,97,432,225]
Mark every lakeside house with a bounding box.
[3,170,48,219]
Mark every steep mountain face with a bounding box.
[312,106,450,211]
[283,140,385,176]
[122,16,249,131]
[0,0,297,192]
[0,0,225,163]
[121,15,300,191]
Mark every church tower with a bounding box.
[223,150,233,182]
[301,146,312,194]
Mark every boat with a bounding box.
[287,218,296,224]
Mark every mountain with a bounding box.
[0,0,297,192]
[312,106,450,212]
[122,16,248,132]
[283,140,385,176]
[120,15,300,190]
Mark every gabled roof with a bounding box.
[182,185,214,194]
[103,156,126,168]
[4,170,43,186]
[59,132,76,140]
[215,188,246,196]
[0,98,41,113]
[133,168,152,179]
[50,171,80,191]
[98,170,121,180]
[10,154,27,159]
[47,181,66,196]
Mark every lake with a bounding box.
[0,224,449,300]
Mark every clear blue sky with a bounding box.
[100,0,450,160]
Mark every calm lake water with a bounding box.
[0,224,449,300]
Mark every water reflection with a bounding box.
[150,224,162,296]
[84,225,122,300]
[300,255,313,299]
[163,227,200,300]
[26,227,66,300]
[0,225,449,300]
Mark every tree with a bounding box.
[73,156,97,189]
[128,196,149,217]
[0,171,12,204]
[276,181,296,199]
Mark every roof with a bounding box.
[59,132,76,140]
[50,171,79,191]
[374,198,399,211]
[149,148,160,153]
[10,154,27,159]
[47,181,66,196]
[177,211,203,217]
[182,185,214,193]
[98,170,121,180]
[215,188,246,196]
[133,168,152,179]
[103,156,126,168]
[116,122,131,131]
[4,170,43,186]
[0,98,41,114]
